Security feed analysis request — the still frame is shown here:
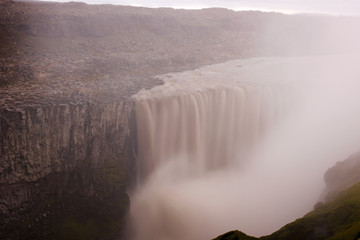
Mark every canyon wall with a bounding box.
[0,100,136,239]
[323,152,360,202]
[0,101,134,183]
[1,1,359,239]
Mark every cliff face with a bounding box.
[0,100,136,239]
[323,152,360,202]
[1,1,359,239]
[0,101,133,183]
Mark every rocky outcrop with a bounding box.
[0,100,136,239]
[0,101,133,183]
[323,152,360,202]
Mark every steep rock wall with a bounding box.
[0,100,136,239]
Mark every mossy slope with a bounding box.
[213,230,258,240]
[214,182,360,240]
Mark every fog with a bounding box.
[2,1,360,239]
[36,0,360,16]
[130,16,360,238]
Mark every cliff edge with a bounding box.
[1,1,359,239]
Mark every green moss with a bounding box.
[262,182,360,240]
[328,221,360,240]
[213,230,258,240]
[51,217,98,240]
[215,182,360,240]
[3,165,129,240]
[94,163,126,189]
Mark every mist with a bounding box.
[130,17,360,238]
[2,1,360,240]
[35,0,360,16]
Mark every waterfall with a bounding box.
[135,85,289,181]
[128,58,304,240]
[129,56,360,240]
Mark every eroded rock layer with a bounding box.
[0,100,136,239]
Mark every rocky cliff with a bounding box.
[1,1,359,239]
[323,152,360,202]
[1,102,134,183]
[0,1,266,238]
[0,100,136,239]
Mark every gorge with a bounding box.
[1,1,360,240]
[130,55,360,239]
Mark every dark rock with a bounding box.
[323,152,360,201]
[0,101,137,239]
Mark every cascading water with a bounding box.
[129,56,360,240]
[135,85,289,181]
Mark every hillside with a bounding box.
[214,156,360,240]
[262,182,360,240]
[214,182,360,240]
[324,152,360,202]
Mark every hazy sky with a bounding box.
[38,0,360,15]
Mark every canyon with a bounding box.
[1,1,360,239]
[131,55,360,240]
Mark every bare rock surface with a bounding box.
[1,0,357,108]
